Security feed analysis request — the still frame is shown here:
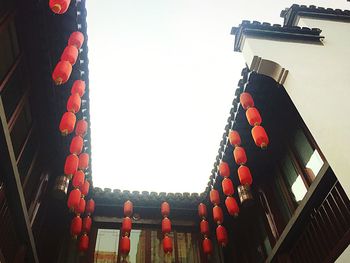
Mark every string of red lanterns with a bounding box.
[239,92,269,148]
[161,202,173,256]
[198,203,213,255]
[218,162,240,217]
[78,199,95,253]
[209,189,228,247]
[120,200,133,258]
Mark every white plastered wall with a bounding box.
[241,18,350,199]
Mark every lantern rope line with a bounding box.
[209,189,228,247]
[161,202,173,256]
[121,200,133,258]
[198,203,213,255]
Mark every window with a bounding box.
[0,19,20,83]
[10,97,32,158]
[94,229,120,263]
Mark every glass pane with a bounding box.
[2,62,26,120]
[293,129,323,179]
[0,25,14,82]
[17,130,37,183]
[94,229,120,263]
[123,229,146,263]
[176,232,200,263]
[281,155,307,204]
[10,98,32,158]
[274,174,292,223]
[151,230,175,263]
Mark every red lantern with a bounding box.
[124,200,133,217]
[229,130,241,147]
[49,0,71,14]
[216,225,228,246]
[67,188,81,210]
[198,203,207,219]
[78,153,89,170]
[72,170,84,189]
[246,107,262,126]
[162,218,172,234]
[161,202,170,217]
[163,236,173,254]
[120,236,130,255]
[122,217,132,236]
[67,93,81,113]
[71,80,86,97]
[70,136,83,155]
[86,199,95,215]
[238,165,253,186]
[61,45,78,65]
[76,198,86,215]
[52,60,72,85]
[75,119,88,137]
[202,238,213,255]
[64,154,79,178]
[210,189,220,206]
[225,197,239,217]
[240,92,254,110]
[222,178,234,196]
[59,112,76,136]
[213,206,223,225]
[82,216,92,233]
[81,180,90,197]
[68,31,85,49]
[78,234,89,252]
[200,220,210,236]
[70,216,82,237]
[252,126,269,148]
[219,162,230,177]
[233,147,247,165]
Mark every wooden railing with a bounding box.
[289,180,350,262]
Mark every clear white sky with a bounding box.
[86,0,349,193]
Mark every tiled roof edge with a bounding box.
[281,4,350,27]
[231,20,323,52]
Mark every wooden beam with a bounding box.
[0,97,38,263]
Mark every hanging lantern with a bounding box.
[213,206,223,225]
[198,203,207,219]
[59,112,76,136]
[82,216,92,233]
[233,147,247,165]
[64,154,79,178]
[251,126,269,149]
[124,200,133,217]
[229,130,241,147]
[86,199,95,215]
[78,153,89,170]
[238,165,253,186]
[81,180,90,197]
[68,31,85,49]
[67,188,81,211]
[76,198,86,215]
[216,225,228,246]
[162,218,172,234]
[70,136,83,155]
[67,93,81,114]
[161,202,170,217]
[210,189,220,206]
[202,238,213,255]
[219,162,230,177]
[200,220,210,236]
[120,236,130,256]
[78,234,89,252]
[246,107,262,126]
[70,216,82,238]
[49,0,71,14]
[122,217,132,237]
[222,178,234,196]
[61,45,79,65]
[52,60,72,85]
[225,196,239,217]
[75,119,88,137]
[240,92,254,110]
[163,236,173,254]
[71,80,86,97]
